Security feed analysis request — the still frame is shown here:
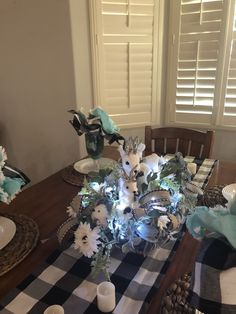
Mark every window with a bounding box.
[89,0,160,127]
[166,0,236,129]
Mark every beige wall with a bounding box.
[0,0,81,184]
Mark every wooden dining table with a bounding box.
[0,146,236,313]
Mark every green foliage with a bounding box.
[71,152,200,278]
[88,168,113,184]
[91,246,112,280]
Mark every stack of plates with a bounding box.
[0,216,16,250]
[74,157,117,175]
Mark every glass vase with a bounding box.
[85,129,104,170]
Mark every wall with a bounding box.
[0,0,80,184]
[69,0,94,159]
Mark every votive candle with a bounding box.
[187,162,197,175]
[97,281,116,313]
[43,304,64,314]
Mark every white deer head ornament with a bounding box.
[118,165,139,208]
[118,137,145,176]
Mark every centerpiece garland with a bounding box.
[58,110,203,279]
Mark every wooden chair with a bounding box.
[145,127,214,158]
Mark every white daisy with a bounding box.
[157,215,170,230]
[74,222,101,258]
[0,146,7,168]
[91,204,109,227]
[66,206,77,218]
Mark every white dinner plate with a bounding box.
[222,183,236,201]
[0,216,16,250]
[74,157,118,174]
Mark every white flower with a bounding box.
[74,222,101,258]
[157,215,170,230]
[91,204,109,227]
[0,146,7,168]
[66,206,77,218]
[90,182,104,192]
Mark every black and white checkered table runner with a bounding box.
[0,239,181,314]
[0,158,216,314]
[164,155,217,189]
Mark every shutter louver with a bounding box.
[223,2,236,126]
[168,0,225,125]
[90,0,158,127]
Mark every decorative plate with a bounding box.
[74,157,117,174]
[0,216,16,250]
[0,213,39,276]
[222,183,236,201]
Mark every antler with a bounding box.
[123,137,141,154]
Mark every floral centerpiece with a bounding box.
[58,118,203,279]
[69,107,124,160]
[0,146,29,204]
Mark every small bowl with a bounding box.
[222,183,236,201]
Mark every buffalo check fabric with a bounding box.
[188,237,236,314]
[0,237,182,314]
[164,155,217,189]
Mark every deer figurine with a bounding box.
[118,165,139,209]
[118,137,162,185]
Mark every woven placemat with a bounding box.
[61,165,85,187]
[0,213,39,276]
[161,273,195,314]
[203,184,227,208]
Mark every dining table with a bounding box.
[0,146,236,313]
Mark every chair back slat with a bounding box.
[145,126,214,159]
[178,139,190,156]
[154,139,164,154]
[165,138,178,154]
[190,142,203,158]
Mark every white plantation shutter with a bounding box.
[167,0,236,128]
[89,0,159,127]
[221,1,236,126]
[167,0,225,126]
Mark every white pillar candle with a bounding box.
[43,305,64,314]
[187,162,197,175]
[97,281,116,313]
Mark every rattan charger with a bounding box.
[61,165,85,187]
[0,213,39,276]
